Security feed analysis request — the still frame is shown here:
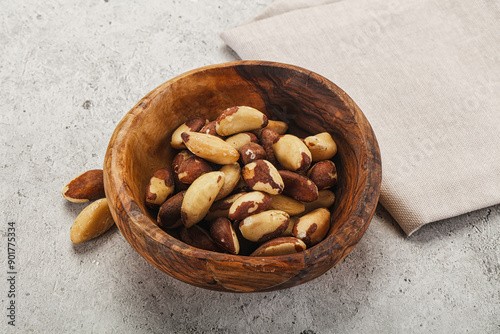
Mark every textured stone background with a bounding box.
[1,0,499,333]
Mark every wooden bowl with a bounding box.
[103,61,381,292]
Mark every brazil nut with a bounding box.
[181,132,239,165]
[239,210,290,243]
[278,170,319,202]
[228,191,272,220]
[157,191,185,229]
[250,237,306,257]
[199,120,219,136]
[292,208,331,246]
[145,167,175,208]
[254,120,288,137]
[272,134,312,172]
[303,190,336,213]
[181,171,225,227]
[304,132,337,161]
[259,128,281,167]
[209,217,240,254]
[239,142,267,165]
[180,225,222,252]
[62,169,105,203]
[242,159,284,195]
[215,106,269,136]
[307,160,338,190]
[268,194,305,216]
[225,132,259,151]
[176,155,213,185]
[70,198,115,243]
[215,162,241,201]
[170,117,208,149]
[172,150,193,173]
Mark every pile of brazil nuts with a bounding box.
[146,106,339,257]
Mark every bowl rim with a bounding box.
[104,60,382,283]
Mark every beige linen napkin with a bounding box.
[222,0,500,235]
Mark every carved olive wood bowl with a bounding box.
[103,61,382,292]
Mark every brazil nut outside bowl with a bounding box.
[103,61,382,292]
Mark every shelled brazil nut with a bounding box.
[144,105,339,256]
[62,169,116,243]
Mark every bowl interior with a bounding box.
[104,61,381,292]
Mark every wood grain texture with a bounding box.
[103,61,382,292]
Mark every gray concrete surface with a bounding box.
[1,0,499,333]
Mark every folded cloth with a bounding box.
[222,0,500,235]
